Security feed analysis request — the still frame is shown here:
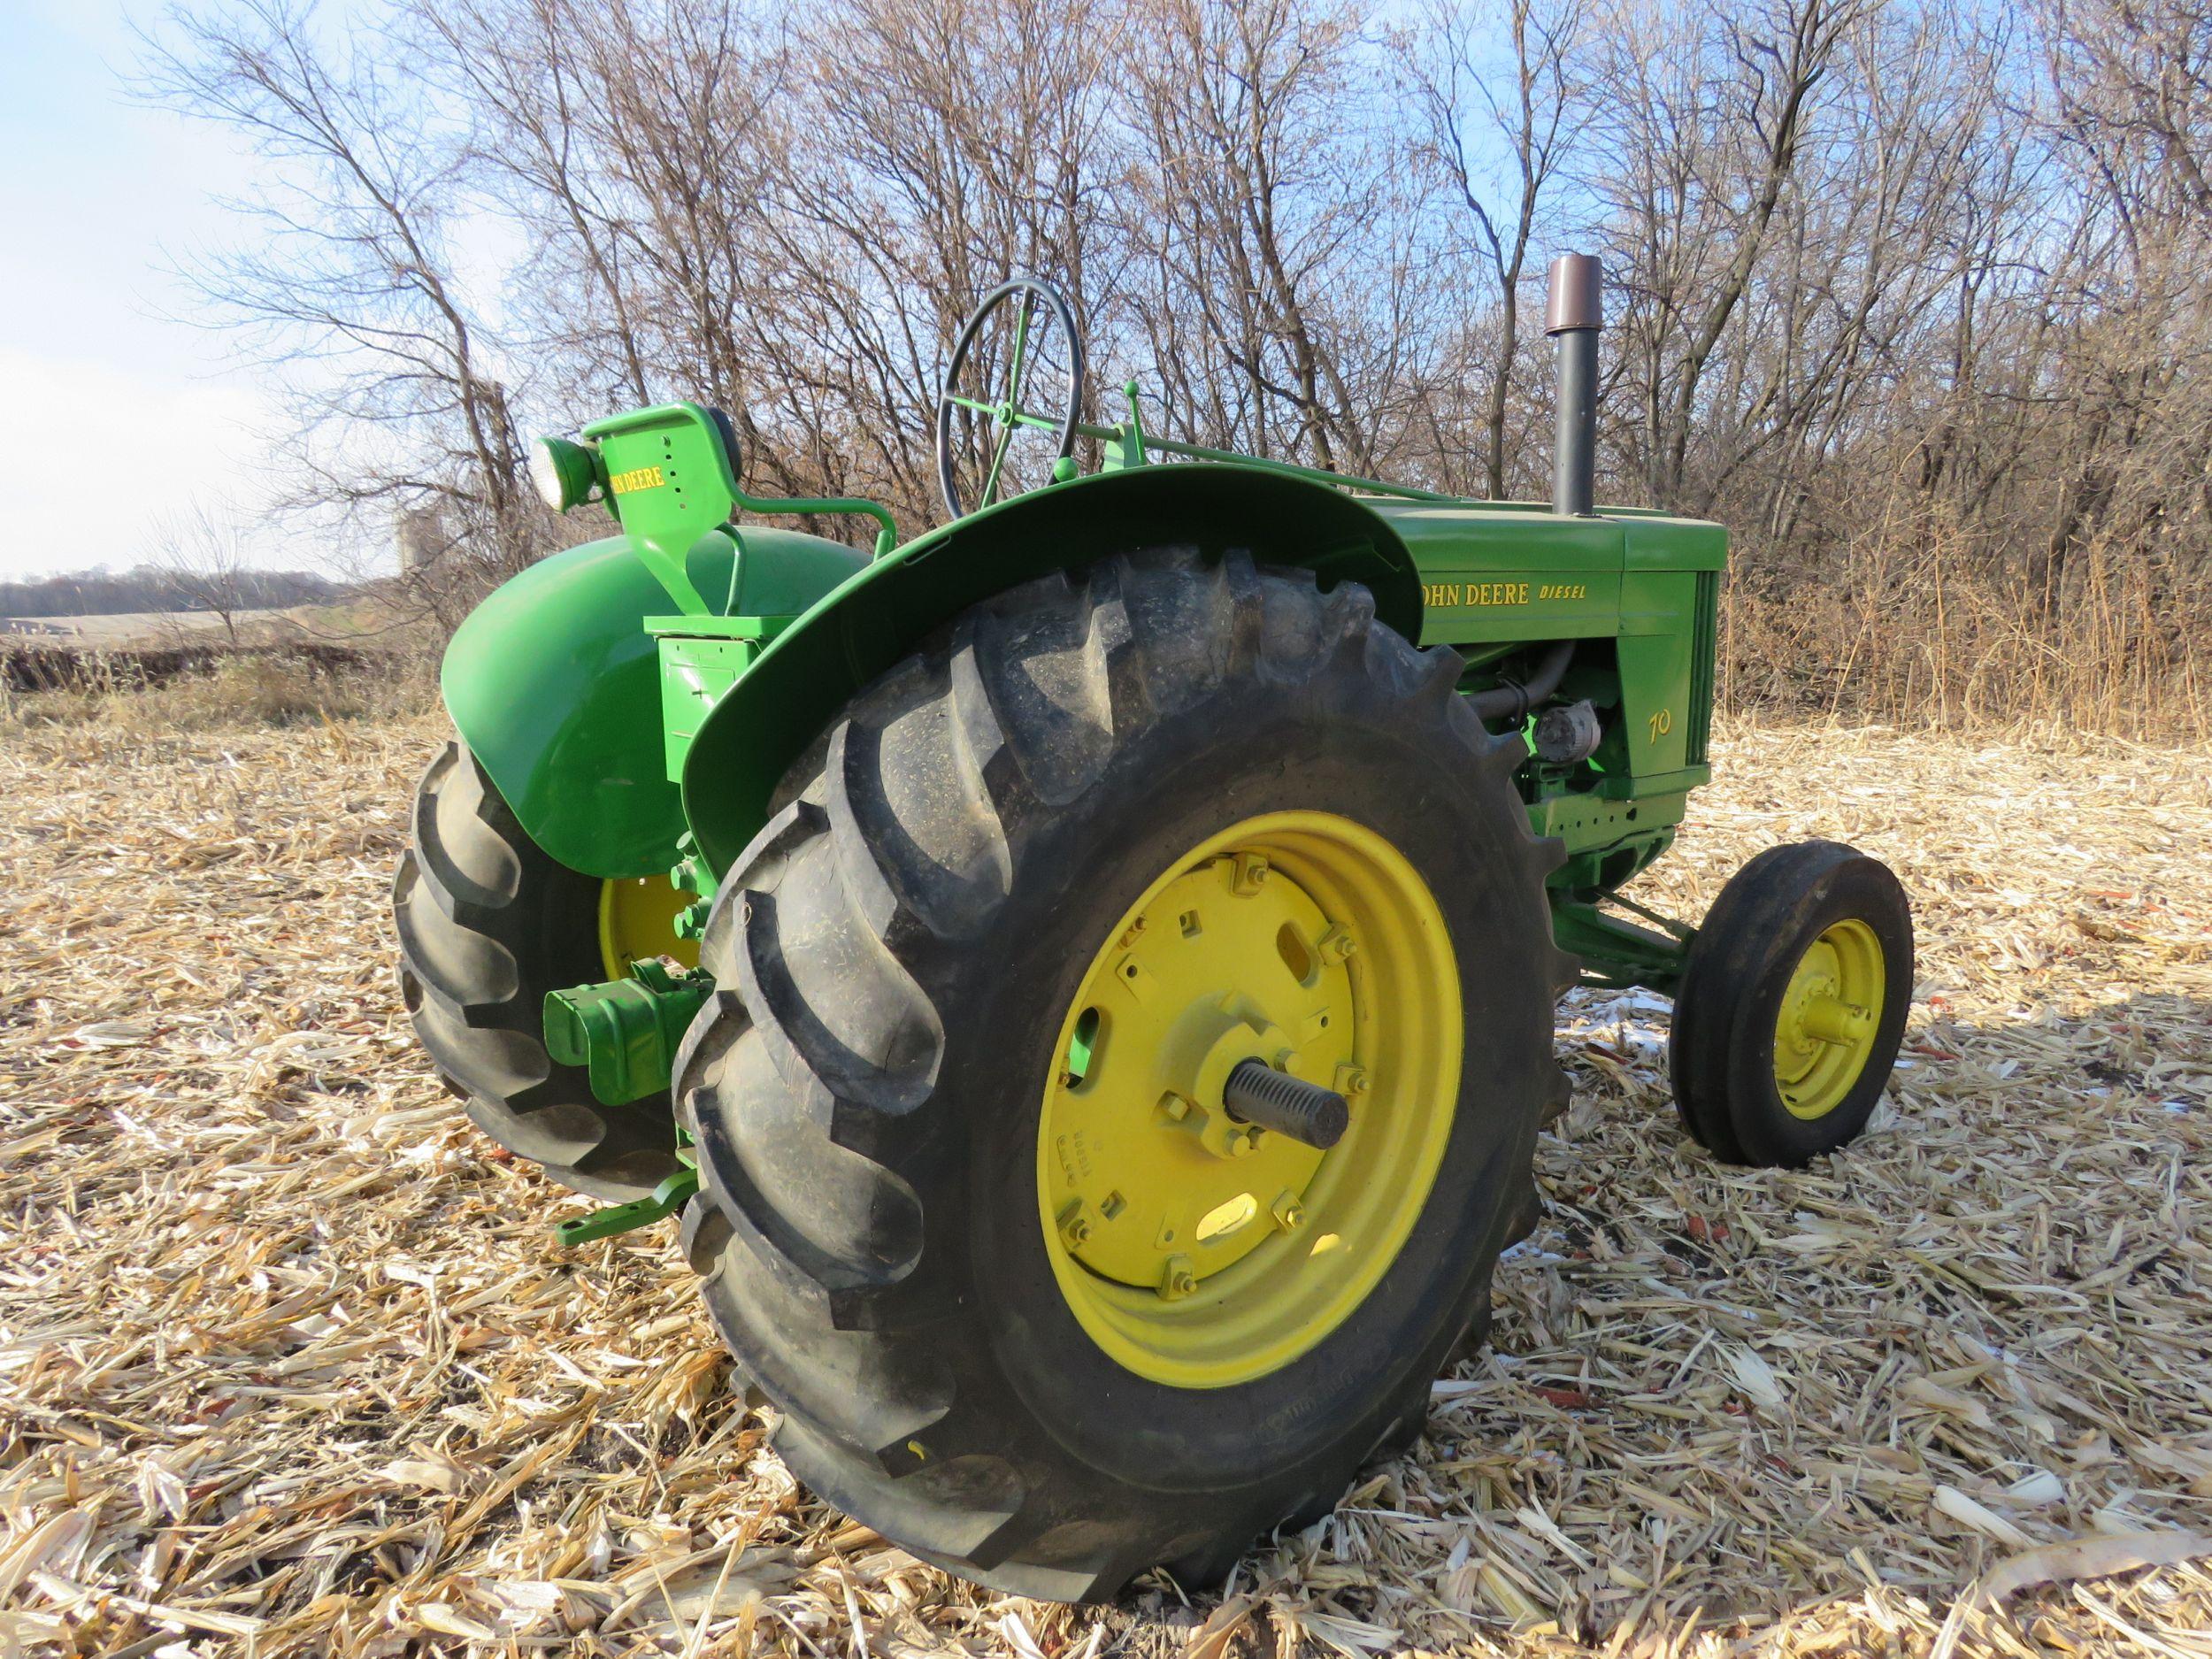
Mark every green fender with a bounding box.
[441,526,866,879]
[679,464,1421,876]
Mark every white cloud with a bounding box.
[0,348,311,580]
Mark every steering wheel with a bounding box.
[934,276,1087,518]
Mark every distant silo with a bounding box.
[395,506,450,575]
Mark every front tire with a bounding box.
[674,551,1573,1600]
[1669,840,1913,1166]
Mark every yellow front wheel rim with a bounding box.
[598,875,700,981]
[1037,811,1461,1389]
[1771,918,1884,1120]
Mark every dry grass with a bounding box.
[1720,558,2212,742]
[3,711,2209,1657]
[0,655,433,734]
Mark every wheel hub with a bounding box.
[598,873,701,979]
[1036,811,1461,1389]
[1046,856,1352,1290]
[1771,919,1884,1119]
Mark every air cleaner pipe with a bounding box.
[1547,253,1602,518]
[1223,1060,1349,1150]
[1468,638,1573,723]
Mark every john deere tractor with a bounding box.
[394,257,1912,1599]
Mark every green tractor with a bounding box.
[394,257,1911,1600]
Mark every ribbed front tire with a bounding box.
[1670,840,1913,1166]
[675,551,1572,1600]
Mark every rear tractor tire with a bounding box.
[394,741,691,1201]
[1669,840,1913,1167]
[673,550,1576,1601]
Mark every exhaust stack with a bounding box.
[1546,253,1602,517]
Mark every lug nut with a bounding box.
[1159,1254,1198,1300]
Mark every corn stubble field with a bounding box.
[3,701,2210,1659]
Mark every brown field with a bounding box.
[3,703,2209,1657]
[0,609,303,648]
[0,597,397,651]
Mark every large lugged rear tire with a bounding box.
[394,741,681,1201]
[674,551,1573,1601]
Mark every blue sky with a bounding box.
[1,0,291,580]
[0,0,1532,586]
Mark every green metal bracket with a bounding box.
[576,405,726,614]
[543,965,711,1244]
[572,403,897,622]
[644,613,798,641]
[667,834,715,941]
[1103,380,1149,471]
[543,959,710,1107]
[1551,893,1694,995]
[554,1154,700,1247]
[554,1165,700,1246]
[650,612,798,786]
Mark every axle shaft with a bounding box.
[1223,1059,1349,1149]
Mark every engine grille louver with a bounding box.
[1686,569,1718,767]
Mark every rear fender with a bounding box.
[442,527,864,878]
[679,465,1419,875]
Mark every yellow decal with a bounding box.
[1421,580,1589,607]
[608,465,665,495]
[1421,581,1532,608]
[1647,708,1674,744]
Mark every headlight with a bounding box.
[530,436,597,513]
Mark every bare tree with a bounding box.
[2028,0,2212,620]
[1592,0,1869,510]
[766,0,1121,521]
[139,0,536,586]
[142,0,2212,730]
[1407,0,1586,498]
[1117,0,1446,475]
[150,503,261,645]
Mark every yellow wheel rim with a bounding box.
[598,875,701,981]
[1771,919,1884,1120]
[1037,811,1461,1389]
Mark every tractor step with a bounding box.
[554,1164,700,1246]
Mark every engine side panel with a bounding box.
[1388,505,1626,643]
[1367,502,1726,894]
